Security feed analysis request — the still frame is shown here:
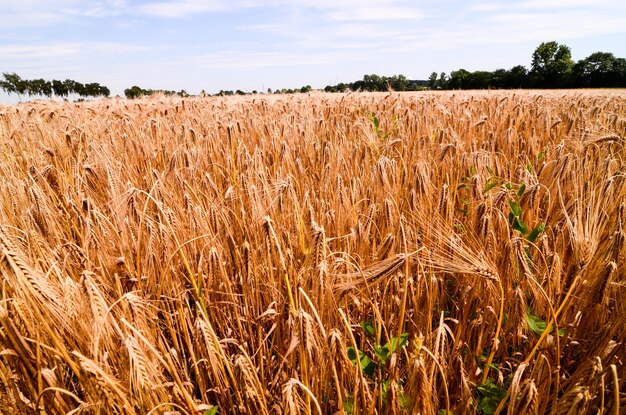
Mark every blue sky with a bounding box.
[1,0,626,98]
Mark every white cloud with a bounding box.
[0,0,127,27]
[138,0,236,17]
[326,7,422,21]
[520,0,624,9]
[0,42,148,60]
[177,50,340,69]
[137,0,424,22]
[0,43,82,59]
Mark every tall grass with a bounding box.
[0,90,624,414]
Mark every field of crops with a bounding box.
[0,90,625,414]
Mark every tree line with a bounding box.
[124,85,314,98]
[123,86,193,99]
[3,41,625,100]
[324,42,626,92]
[0,73,110,99]
[324,74,429,93]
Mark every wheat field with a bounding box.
[0,90,625,414]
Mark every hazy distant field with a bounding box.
[0,90,624,414]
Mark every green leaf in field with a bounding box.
[386,333,409,351]
[484,179,499,193]
[526,310,565,336]
[477,379,507,415]
[503,182,513,190]
[374,344,390,363]
[512,217,529,234]
[343,396,355,415]
[399,389,411,410]
[347,347,377,377]
[381,379,390,400]
[347,346,357,362]
[517,183,526,197]
[369,113,379,129]
[360,321,375,336]
[485,362,501,371]
[526,223,545,243]
[203,406,218,415]
[374,333,409,364]
[538,149,546,160]
[526,312,547,334]
[508,200,522,217]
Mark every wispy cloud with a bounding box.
[0,0,127,28]
[176,50,341,69]
[326,6,422,21]
[137,0,423,22]
[520,0,624,9]
[138,0,237,17]
[1,0,625,100]
[0,43,83,59]
[0,42,148,60]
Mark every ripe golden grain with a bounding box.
[0,90,624,414]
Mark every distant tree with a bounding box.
[84,83,109,97]
[389,74,408,91]
[473,71,494,89]
[51,80,69,97]
[74,82,86,97]
[362,74,383,91]
[0,73,27,97]
[531,41,573,87]
[300,85,312,93]
[1,73,109,99]
[99,85,111,97]
[62,79,87,97]
[490,69,508,88]
[26,79,41,97]
[438,72,448,89]
[124,85,146,99]
[447,69,469,89]
[428,72,438,89]
[572,52,626,87]
[506,65,528,88]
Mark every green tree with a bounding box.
[428,72,438,89]
[506,65,528,88]
[438,72,448,89]
[0,73,27,97]
[389,74,408,91]
[448,69,469,89]
[363,74,383,91]
[124,85,146,99]
[52,80,69,98]
[491,69,508,88]
[573,52,626,87]
[531,41,573,87]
